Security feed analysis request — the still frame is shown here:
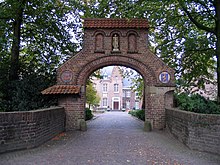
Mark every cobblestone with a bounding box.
[0,112,219,165]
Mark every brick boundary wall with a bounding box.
[0,107,65,153]
[166,108,220,155]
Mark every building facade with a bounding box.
[93,66,141,111]
[122,87,141,110]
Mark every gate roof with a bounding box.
[41,85,81,95]
[84,18,149,29]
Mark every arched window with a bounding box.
[95,33,104,51]
[128,34,137,52]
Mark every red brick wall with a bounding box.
[57,21,175,130]
[166,108,220,155]
[0,107,65,153]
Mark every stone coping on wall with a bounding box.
[166,108,220,155]
[166,107,220,123]
[0,106,63,114]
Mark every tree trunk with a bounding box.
[217,34,220,103]
[215,0,220,103]
[9,0,25,81]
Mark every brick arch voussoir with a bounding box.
[126,30,140,37]
[75,56,157,86]
[92,30,107,37]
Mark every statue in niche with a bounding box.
[112,34,119,51]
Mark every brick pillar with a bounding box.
[145,86,175,130]
[58,91,86,131]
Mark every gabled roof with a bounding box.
[41,85,81,95]
[84,18,149,29]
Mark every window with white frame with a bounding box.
[135,101,139,110]
[126,90,131,97]
[103,84,107,92]
[114,84,119,92]
[102,98,108,107]
[126,100,130,109]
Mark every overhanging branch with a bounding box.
[179,1,216,34]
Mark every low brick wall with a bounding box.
[0,107,65,153]
[166,108,220,155]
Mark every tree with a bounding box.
[0,0,79,111]
[177,0,220,101]
[86,82,100,109]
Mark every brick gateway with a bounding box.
[42,18,175,130]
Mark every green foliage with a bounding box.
[0,72,57,112]
[174,93,220,114]
[0,0,80,111]
[129,110,145,121]
[0,0,79,78]
[86,81,100,108]
[85,108,93,121]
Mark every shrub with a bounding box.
[129,109,145,121]
[85,108,93,120]
[174,93,220,114]
[0,74,57,112]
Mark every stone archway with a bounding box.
[42,18,175,131]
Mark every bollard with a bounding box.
[80,119,87,131]
[144,120,152,132]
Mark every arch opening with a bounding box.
[84,65,146,130]
[86,65,145,113]
[75,56,156,87]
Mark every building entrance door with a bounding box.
[113,102,119,110]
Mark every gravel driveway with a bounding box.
[0,112,219,165]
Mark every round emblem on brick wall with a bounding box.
[159,71,170,83]
[61,70,73,83]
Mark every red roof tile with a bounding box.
[41,85,81,95]
[84,18,149,29]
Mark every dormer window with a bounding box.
[103,71,108,80]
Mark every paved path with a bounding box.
[0,112,220,165]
